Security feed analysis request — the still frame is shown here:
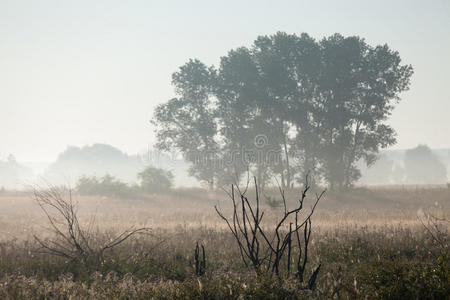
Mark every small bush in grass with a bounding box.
[138,166,174,193]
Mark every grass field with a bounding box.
[0,186,448,299]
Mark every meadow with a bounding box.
[0,185,448,299]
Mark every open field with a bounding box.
[0,186,449,299]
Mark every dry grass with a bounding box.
[0,186,449,299]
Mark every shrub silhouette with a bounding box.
[138,166,174,193]
[76,174,135,198]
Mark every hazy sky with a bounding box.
[1,0,449,162]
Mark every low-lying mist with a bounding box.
[1,143,448,191]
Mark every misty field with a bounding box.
[0,186,448,299]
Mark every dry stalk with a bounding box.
[215,174,324,289]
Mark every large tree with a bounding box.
[152,32,413,190]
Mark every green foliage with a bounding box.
[356,252,450,299]
[137,166,174,193]
[76,174,135,198]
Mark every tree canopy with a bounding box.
[152,32,413,190]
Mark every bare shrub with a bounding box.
[215,175,324,289]
[33,185,151,265]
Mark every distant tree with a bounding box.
[137,166,174,193]
[76,175,100,195]
[0,154,33,189]
[45,143,144,185]
[7,154,17,164]
[404,145,447,184]
[152,60,219,188]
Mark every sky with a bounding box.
[1,0,449,162]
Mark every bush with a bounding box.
[215,176,323,289]
[137,167,174,193]
[76,174,136,198]
[33,185,151,270]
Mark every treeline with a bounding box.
[45,143,143,185]
[153,32,413,190]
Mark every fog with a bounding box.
[1,1,450,163]
[1,1,449,190]
[2,3,450,298]
[1,144,449,190]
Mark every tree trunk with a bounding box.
[344,122,361,188]
[283,131,291,190]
